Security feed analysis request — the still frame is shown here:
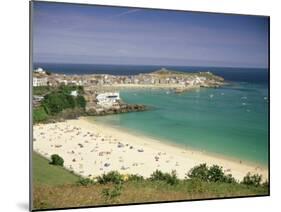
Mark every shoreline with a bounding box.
[87,116,268,169]
[33,118,268,181]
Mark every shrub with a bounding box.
[208,165,225,182]
[187,163,209,181]
[166,170,179,185]
[49,154,64,166]
[187,164,236,184]
[76,95,86,109]
[150,170,166,181]
[97,171,123,184]
[127,174,144,182]
[33,106,48,123]
[150,170,179,185]
[223,174,237,184]
[241,173,262,187]
[262,180,269,188]
[101,184,123,201]
[77,178,94,186]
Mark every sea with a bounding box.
[34,63,269,166]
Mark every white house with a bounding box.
[70,90,78,97]
[96,92,120,108]
[33,77,48,87]
[34,67,46,74]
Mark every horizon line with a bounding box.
[33,62,268,70]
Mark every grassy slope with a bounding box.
[32,153,268,210]
[33,180,268,210]
[33,152,79,186]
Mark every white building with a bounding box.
[96,92,120,108]
[70,90,78,97]
[33,77,48,87]
[34,67,46,74]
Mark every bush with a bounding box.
[33,106,48,123]
[223,174,237,184]
[187,164,236,184]
[150,170,179,185]
[262,180,269,188]
[76,95,86,108]
[187,163,209,181]
[127,174,144,182]
[49,154,64,166]
[241,173,262,187]
[97,171,123,184]
[101,184,123,201]
[207,165,225,182]
[77,178,94,186]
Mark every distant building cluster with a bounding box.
[32,67,223,111]
[32,67,219,88]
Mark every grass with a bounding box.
[33,180,268,210]
[32,153,269,210]
[32,152,79,186]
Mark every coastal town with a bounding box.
[33,67,225,115]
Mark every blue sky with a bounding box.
[32,2,269,68]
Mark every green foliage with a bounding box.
[101,184,123,201]
[187,163,209,181]
[97,171,124,184]
[262,180,269,188]
[33,85,86,123]
[77,178,94,186]
[50,154,64,166]
[42,93,68,114]
[66,95,76,108]
[33,106,48,123]
[150,170,179,185]
[242,173,262,187]
[41,86,86,115]
[127,174,144,182]
[33,86,51,96]
[223,174,237,184]
[187,163,236,184]
[76,95,86,108]
[208,165,225,182]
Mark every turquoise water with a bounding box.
[90,82,268,166]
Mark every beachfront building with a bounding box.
[33,77,48,87]
[96,92,120,108]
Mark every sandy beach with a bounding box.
[33,118,268,181]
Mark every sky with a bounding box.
[32,2,269,68]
